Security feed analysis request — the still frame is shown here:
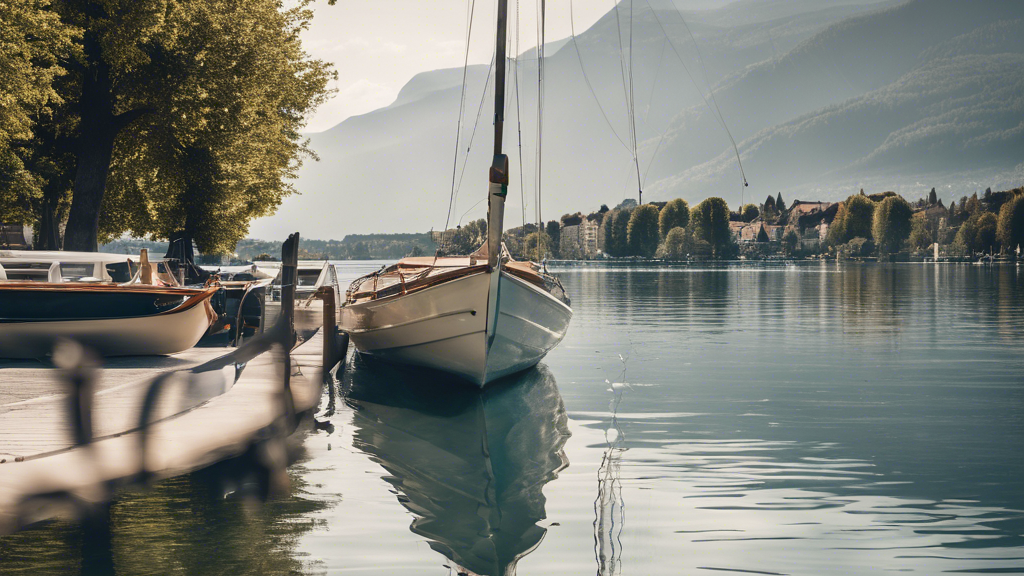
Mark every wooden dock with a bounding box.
[0,233,340,535]
[0,330,326,534]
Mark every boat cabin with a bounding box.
[0,250,179,285]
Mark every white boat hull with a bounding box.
[341,269,571,386]
[0,300,216,359]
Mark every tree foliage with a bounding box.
[872,195,913,254]
[740,204,759,223]
[996,193,1024,254]
[691,197,732,257]
[602,208,632,256]
[0,0,77,224]
[908,214,933,251]
[545,220,560,257]
[975,212,998,253]
[828,194,875,246]
[965,193,980,215]
[953,215,978,255]
[782,228,799,254]
[627,205,660,258]
[658,198,689,238]
[441,219,486,255]
[11,0,337,251]
[523,231,552,261]
[100,0,335,253]
[663,227,687,260]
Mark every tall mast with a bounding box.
[493,0,508,156]
[486,0,510,270]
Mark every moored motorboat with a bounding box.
[338,0,572,386]
[0,281,218,358]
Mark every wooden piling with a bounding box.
[316,285,347,378]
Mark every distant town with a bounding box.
[9,185,1016,264]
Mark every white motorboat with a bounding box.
[0,250,219,358]
[0,281,218,358]
[339,0,571,386]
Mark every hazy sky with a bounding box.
[301,0,737,132]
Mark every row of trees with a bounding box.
[600,197,734,259]
[826,188,1024,257]
[0,0,335,253]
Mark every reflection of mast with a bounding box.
[594,364,629,575]
[344,362,569,576]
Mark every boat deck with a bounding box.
[0,331,326,534]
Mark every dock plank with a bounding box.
[0,332,325,534]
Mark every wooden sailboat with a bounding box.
[339,0,572,387]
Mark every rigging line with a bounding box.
[639,40,670,188]
[439,0,477,256]
[569,0,631,152]
[456,196,487,226]
[644,0,747,190]
[642,36,668,126]
[642,121,669,187]
[535,0,545,261]
[610,0,637,162]
[453,52,496,207]
[628,0,641,201]
[504,15,516,122]
[515,0,528,237]
[668,1,747,188]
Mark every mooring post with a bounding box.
[52,340,99,447]
[317,286,349,374]
[279,233,299,428]
[317,286,337,374]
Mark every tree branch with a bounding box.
[113,108,155,132]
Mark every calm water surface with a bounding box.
[3,262,1024,575]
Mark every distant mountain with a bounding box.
[648,3,1024,201]
[251,0,1022,240]
[666,51,1024,196]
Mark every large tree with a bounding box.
[545,220,560,257]
[974,212,999,254]
[691,197,732,257]
[872,195,913,255]
[828,194,875,246]
[52,0,334,251]
[627,204,660,258]
[663,227,687,260]
[601,208,631,256]
[997,193,1024,254]
[908,214,933,251]
[0,0,76,225]
[739,203,759,223]
[658,198,689,238]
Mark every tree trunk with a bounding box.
[63,46,116,252]
[37,187,63,250]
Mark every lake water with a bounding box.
[3,262,1024,575]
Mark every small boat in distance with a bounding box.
[339,0,572,386]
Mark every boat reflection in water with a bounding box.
[343,359,570,576]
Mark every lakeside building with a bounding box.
[731,220,783,244]
[559,214,600,259]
